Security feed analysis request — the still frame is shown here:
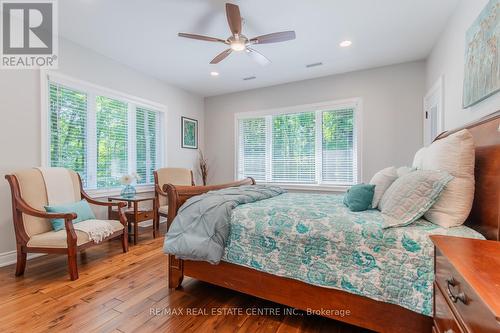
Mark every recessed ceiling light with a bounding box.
[340,40,352,48]
[210,71,219,76]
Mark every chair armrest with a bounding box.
[15,197,77,220]
[81,192,127,208]
[157,184,168,197]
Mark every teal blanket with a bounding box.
[163,185,286,264]
[222,192,484,316]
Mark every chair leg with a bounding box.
[15,244,26,277]
[67,249,79,281]
[122,231,129,253]
[134,222,138,245]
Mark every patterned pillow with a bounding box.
[379,170,453,228]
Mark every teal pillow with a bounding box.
[343,184,376,212]
[45,200,96,231]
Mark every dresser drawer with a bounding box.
[125,210,154,222]
[434,283,464,333]
[435,248,500,333]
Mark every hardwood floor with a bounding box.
[0,224,371,333]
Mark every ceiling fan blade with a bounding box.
[246,48,271,66]
[178,33,227,44]
[210,49,232,64]
[226,3,242,35]
[250,31,296,44]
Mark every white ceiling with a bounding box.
[59,0,459,97]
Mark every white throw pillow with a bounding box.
[412,147,427,170]
[397,166,416,177]
[421,129,475,227]
[379,170,453,228]
[369,166,398,209]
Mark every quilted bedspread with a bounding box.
[222,192,484,316]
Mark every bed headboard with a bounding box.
[435,111,500,240]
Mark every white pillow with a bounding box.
[421,129,475,227]
[397,166,416,177]
[412,147,427,170]
[379,170,453,228]
[369,166,398,208]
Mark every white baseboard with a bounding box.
[0,250,46,268]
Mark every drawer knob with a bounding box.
[444,330,455,333]
[446,277,467,304]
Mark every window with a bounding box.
[236,101,359,186]
[46,75,164,192]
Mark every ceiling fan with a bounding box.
[178,3,296,65]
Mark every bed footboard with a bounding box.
[164,177,255,288]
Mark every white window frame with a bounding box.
[40,70,167,196]
[234,98,363,192]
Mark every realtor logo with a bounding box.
[1,0,58,68]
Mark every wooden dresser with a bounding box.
[431,235,500,333]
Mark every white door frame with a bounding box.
[423,76,444,145]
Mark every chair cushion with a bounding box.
[14,168,82,237]
[156,168,192,186]
[156,168,192,206]
[159,205,169,215]
[14,169,52,236]
[27,220,123,248]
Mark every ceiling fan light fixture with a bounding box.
[340,40,352,48]
[210,71,220,76]
[230,41,246,51]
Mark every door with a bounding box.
[423,76,444,145]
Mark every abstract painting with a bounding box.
[463,0,499,108]
[181,116,198,149]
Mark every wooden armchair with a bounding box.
[153,168,194,223]
[5,168,128,281]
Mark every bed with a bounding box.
[163,111,500,333]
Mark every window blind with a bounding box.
[322,108,356,184]
[47,77,164,192]
[237,106,357,185]
[238,118,267,181]
[95,96,128,189]
[136,107,159,184]
[272,112,316,183]
[48,82,88,186]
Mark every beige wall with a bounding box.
[0,39,204,258]
[204,61,426,185]
[426,0,500,129]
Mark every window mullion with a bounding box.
[265,115,273,183]
[156,111,161,169]
[87,93,97,189]
[315,110,323,185]
[128,104,136,175]
[144,110,151,183]
[353,106,358,184]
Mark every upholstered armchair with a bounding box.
[5,168,128,280]
[153,168,194,222]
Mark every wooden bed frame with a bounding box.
[164,111,500,333]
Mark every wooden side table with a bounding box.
[430,235,500,333]
[107,195,158,245]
